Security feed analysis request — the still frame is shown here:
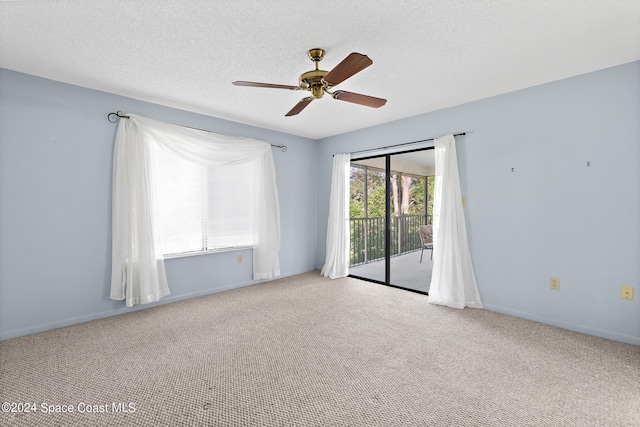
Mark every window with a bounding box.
[152,144,254,256]
[111,113,280,306]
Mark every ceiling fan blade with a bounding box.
[332,91,387,108]
[233,81,300,90]
[322,53,373,86]
[285,97,314,116]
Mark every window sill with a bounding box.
[163,246,252,260]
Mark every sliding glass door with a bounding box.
[348,149,434,293]
[349,160,387,283]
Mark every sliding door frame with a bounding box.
[348,146,433,295]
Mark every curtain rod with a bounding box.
[107,111,287,152]
[347,132,466,157]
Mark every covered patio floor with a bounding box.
[348,249,433,293]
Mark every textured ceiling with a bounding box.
[1,1,639,139]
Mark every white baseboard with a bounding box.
[482,303,640,346]
[0,272,300,341]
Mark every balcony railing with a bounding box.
[350,214,432,266]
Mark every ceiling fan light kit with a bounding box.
[232,48,387,116]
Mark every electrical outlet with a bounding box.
[238,254,243,263]
[461,196,467,207]
[621,286,634,300]
[550,277,560,290]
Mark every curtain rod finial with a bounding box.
[107,111,130,123]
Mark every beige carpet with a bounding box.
[1,272,639,426]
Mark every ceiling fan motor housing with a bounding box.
[299,69,328,98]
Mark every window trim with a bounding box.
[163,245,253,260]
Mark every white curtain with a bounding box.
[321,153,351,279]
[429,134,482,309]
[110,114,280,307]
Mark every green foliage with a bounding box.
[349,167,365,218]
[348,161,435,266]
[427,175,434,218]
[406,176,425,215]
[367,184,386,217]
[349,164,433,220]
[350,200,364,218]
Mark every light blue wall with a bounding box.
[316,61,640,345]
[0,69,318,340]
[3,62,639,345]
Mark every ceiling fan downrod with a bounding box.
[300,49,329,99]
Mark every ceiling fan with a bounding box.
[232,48,387,117]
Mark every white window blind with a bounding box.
[206,162,254,248]
[152,144,254,256]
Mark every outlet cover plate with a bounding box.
[550,277,560,290]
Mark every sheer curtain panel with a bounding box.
[110,114,280,307]
[321,153,351,279]
[428,134,482,309]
